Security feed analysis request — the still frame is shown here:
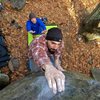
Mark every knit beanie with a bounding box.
[29,12,36,20]
[46,28,63,42]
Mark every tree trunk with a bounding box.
[78,3,100,35]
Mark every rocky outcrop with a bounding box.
[0,70,100,100]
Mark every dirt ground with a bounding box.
[0,0,100,81]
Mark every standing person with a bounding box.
[26,12,47,45]
[28,28,65,94]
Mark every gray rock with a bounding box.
[63,71,92,81]
[10,0,26,10]
[0,72,100,100]
[8,58,20,72]
[11,58,20,68]
[0,73,9,90]
[91,67,100,82]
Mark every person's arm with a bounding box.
[54,41,65,71]
[31,46,65,94]
[43,64,65,94]
[55,57,65,71]
[38,19,46,33]
[26,21,35,34]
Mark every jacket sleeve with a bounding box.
[26,21,32,32]
[31,46,51,67]
[38,19,46,30]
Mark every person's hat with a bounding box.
[29,12,36,20]
[46,28,63,42]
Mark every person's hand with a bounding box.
[44,64,65,94]
[28,30,35,34]
[41,30,47,34]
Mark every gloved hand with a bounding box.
[44,64,65,94]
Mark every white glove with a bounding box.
[44,64,65,94]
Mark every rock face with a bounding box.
[0,71,100,100]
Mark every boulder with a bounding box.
[0,71,100,100]
[0,73,9,90]
[10,0,26,10]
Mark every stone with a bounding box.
[63,71,92,81]
[91,67,100,82]
[0,71,100,100]
[10,0,26,10]
[10,57,20,71]
[0,73,9,90]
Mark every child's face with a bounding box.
[31,18,37,23]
